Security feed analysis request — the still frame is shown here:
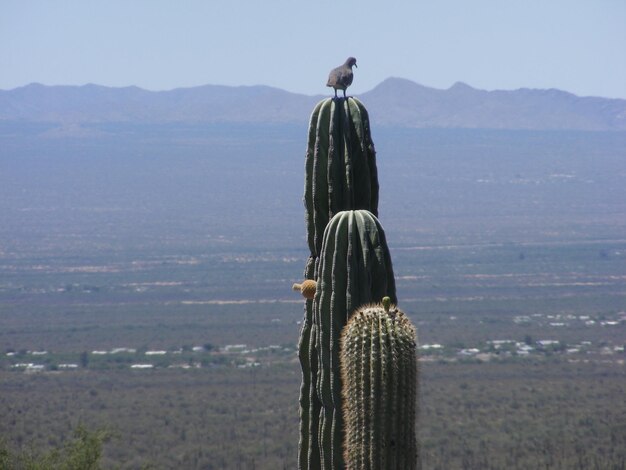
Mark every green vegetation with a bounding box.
[303,97,379,259]
[420,361,626,470]
[299,96,406,469]
[303,210,398,469]
[341,300,417,469]
[0,361,624,469]
[0,425,109,470]
[299,96,380,469]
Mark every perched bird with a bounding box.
[327,57,357,98]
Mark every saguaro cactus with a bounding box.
[299,96,379,470]
[300,209,396,470]
[297,96,418,470]
[340,298,418,470]
[304,97,379,258]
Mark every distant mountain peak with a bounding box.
[380,77,420,86]
[374,77,431,90]
[362,78,626,130]
[448,81,476,92]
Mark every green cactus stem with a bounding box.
[304,97,379,259]
[311,209,397,470]
[340,301,418,470]
[299,94,380,470]
[298,255,320,470]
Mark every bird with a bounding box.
[326,57,357,98]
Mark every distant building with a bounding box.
[459,348,480,356]
[110,348,136,354]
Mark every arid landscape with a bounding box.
[1,84,625,468]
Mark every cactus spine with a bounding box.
[340,299,418,469]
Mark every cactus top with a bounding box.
[327,57,358,98]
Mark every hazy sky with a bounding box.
[2,0,625,98]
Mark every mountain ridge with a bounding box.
[1,79,625,131]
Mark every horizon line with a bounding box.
[2,78,624,101]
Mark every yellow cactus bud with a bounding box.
[292,279,317,300]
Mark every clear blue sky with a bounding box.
[2,0,625,99]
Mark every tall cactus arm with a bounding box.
[303,98,379,259]
[313,210,397,469]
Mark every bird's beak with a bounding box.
[355,64,358,68]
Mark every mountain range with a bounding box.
[1,78,625,131]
